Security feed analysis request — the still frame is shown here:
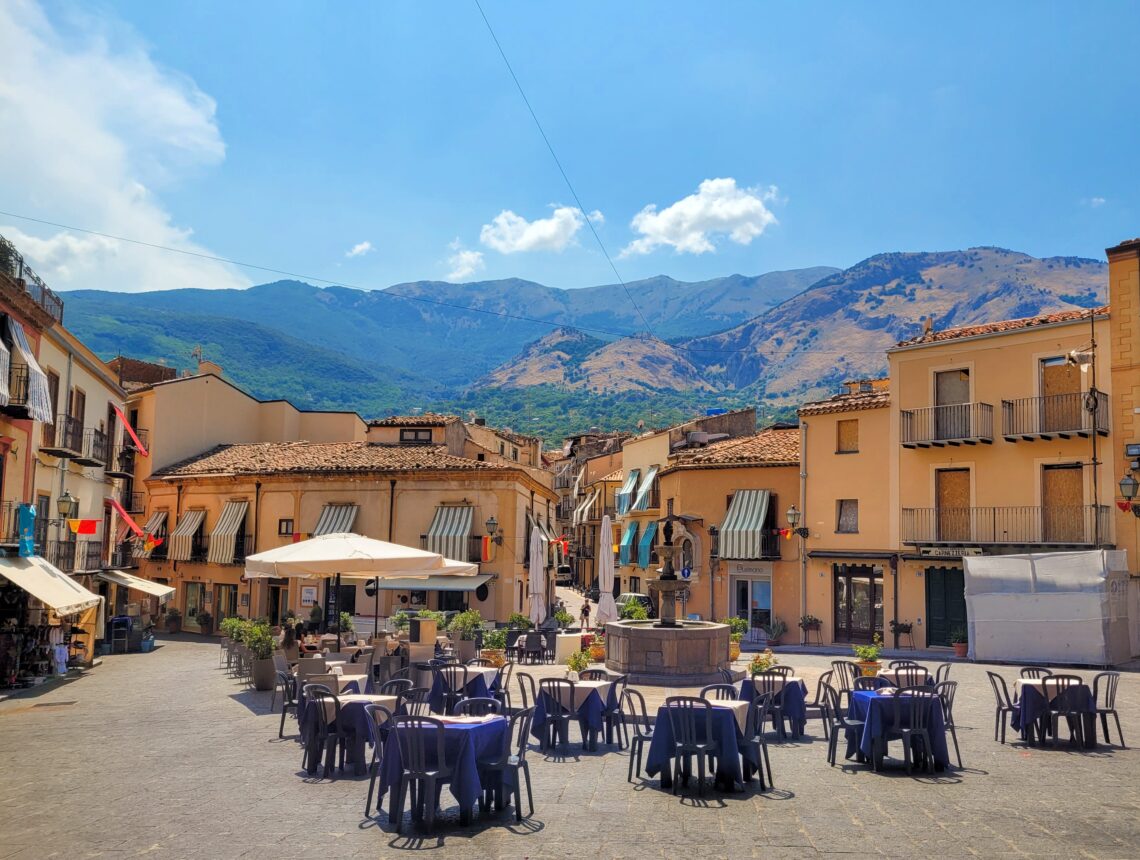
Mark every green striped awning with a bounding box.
[133,511,168,558]
[618,521,639,567]
[631,465,659,511]
[312,503,358,535]
[425,505,473,562]
[167,510,205,562]
[720,490,771,560]
[615,469,640,515]
[637,520,658,569]
[207,500,249,565]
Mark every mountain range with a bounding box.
[60,248,1106,438]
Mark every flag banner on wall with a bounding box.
[107,497,144,537]
[112,404,149,457]
[481,535,491,562]
[17,503,35,558]
[67,519,98,535]
[143,534,164,554]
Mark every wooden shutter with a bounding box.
[836,419,858,453]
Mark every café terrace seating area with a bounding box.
[217,630,1130,836]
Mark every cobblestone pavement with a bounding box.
[1,637,1138,859]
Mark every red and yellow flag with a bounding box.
[67,519,98,535]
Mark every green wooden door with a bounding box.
[925,566,966,647]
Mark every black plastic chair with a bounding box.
[391,716,454,833]
[663,696,716,796]
[749,671,790,738]
[700,683,739,701]
[1092,671,1125,748]
[830,660,861,708]
[466,657,493,667]
[303,685,346,777]
[538,678,576,751]
[888,659,921,670]
[622,688,654,782]
[543,631,557,663]
[718,667,735,684]
[745,691,776,789]
[274,670,299,739]
[935,680,962,767]
[934,663,953,684]
[986,671,1018,744]
[516,671,538,710]
[760,665,794,679]
[480,707,535,822]
[1043,675,1086,748]
[452,696,502,716]
[803,670,833,739]
[492,661,514,712]
[523,632,545,665]
[504,629,523,662]
[379,678,413,698]
[398,686,432,718]
[853,676,880,692]
[1020,667,1053,680]
[579,668,608,681]
[894,666,928,689]
[363,703,394,816]
[436,664,470,715]
[823,682,864,767]
[603,673,628,749]
[886,687,938,774]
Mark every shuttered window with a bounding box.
[836,419,858,453]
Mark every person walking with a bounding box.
[580,598,591,630]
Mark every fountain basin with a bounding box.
[604,619,730,686]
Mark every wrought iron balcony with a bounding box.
[901,505,1111,546]
[0,501,19,543]
[40,414,83,458]
[0,364,31,420]
[901,403,994,448]
[106,445,136,478]
[76,427,109,467]
[418,534,486,563]
[45,539,104,572]
[122,492,144,514]
[1002,392,1109,442]
[0,233,65,324]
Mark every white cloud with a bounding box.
[1090,197,1106,208]
[479,205,600,254]
[445,241,485,281]
[622,178,780,256]
[345,241,373,258]
[0,0,248,292]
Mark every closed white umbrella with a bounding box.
[594,514,619,625]
[528,526,546,625]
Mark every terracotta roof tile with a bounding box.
[153,441,497,478]
[662,428,800,473]
[799,388,891,416]
[597,468,624,483]
[367,413,460,427]
[894,306,1107,348]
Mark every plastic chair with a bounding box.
[663,696,716,796]
[823,683,864,767]
[622,688,654,782]
[398,687,432,718]
[516,671,538,711]
[699,683,738,701]
[888,687,938,774]
[452,697,502,716]
[745,692,776,789]
[803,670,833,739]
[603,673,629,749]
[379,678,413,698]
[523,632,545,665]
[538,678,576,751]
[303,686,346,777]
[935,680,962,767]
[830,660,861,708]
[480,707,535,822]
[1020,667,1053,680]
[934,663,953,684]
[894,666,928,689]
[750,672,790,738]
[363,703,394,816]
[762,665,794,679]
[436,664,470,715]
[1092,672,1125,748]
[274,670,299,739]
[578,668,608,681]
[391,716,454,833]
[888,659,921,670]
[718,667,735,684]
[985,671,1018,744]
[492,661,514,712]
[466,657,493,667]
[853,676,880,691]
[1043,675,1086,748]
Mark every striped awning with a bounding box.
[167,510,205,562]
[615,469,640,515]
[133,511,168,558]
[573,488,599,527]
[96,569,175,601]
[4,316,53,422]
[720,490,771,560]
[632,465,659,511]
[637,520,658,570]
[207,501,249,565]
[425,505,472,563]
[0,321,9,406]
[572,464,586,497]
[313,503,358,535]
[618,521,639,567]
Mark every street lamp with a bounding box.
[57,490,77,519]
[1119,474,1140,518]
[485,515,503,545]
[786,504,809,645]
[786,504,809,538]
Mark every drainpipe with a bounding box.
[890,553,900,649]
[250,481,261,617]
[799,421,808,645]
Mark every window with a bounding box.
[512,446,518,461]
[277,518,294,536]
[837,419,858,453]
[70,387,86,425]
[477,452,485,461]
[499,442,505,455]
[836,499,859,533]
[399,428,432,445]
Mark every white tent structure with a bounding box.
[528,526,546,626]
[963,550,1133,665]
[594,514,619,626]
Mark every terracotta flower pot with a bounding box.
[856,660,881,677]
[728,641,741,662]
[481,648,506,668]
[588,643,606,662]
[952,642,968,659]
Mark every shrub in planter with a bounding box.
[165,607,182,634]
[554,608,574,628]
[481,628,508,667]
[448,609,483,662]
[950,626,969,658]
[566,649,590,676]
[339,611,354,635]
[852,633,884,676]
[798,614,822,631]
[507,612,532,630]
[196,611,214,635]
[246,622,277,691]
[588,632,606,661]
[749,648,778,675]
[763,618,788,645]
[889,618,914,635]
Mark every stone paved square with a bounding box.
[1,637,1138,859]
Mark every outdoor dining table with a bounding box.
[427,667,501,713]
[845,688,950,771]
[738,676,809,738]
[1011,679,1097,748]
[295,673,369,711]
[300,693,399,776]
[644,700,759,791]
[877,669,936,687]
[531,679,616,751]
[377,714,509,825]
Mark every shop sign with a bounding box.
[919,546,981,557]
[726,561,772,576]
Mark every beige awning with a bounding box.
[424,505,473,563]
[312,503,358,536]
[167,509,205,562]
[0,555,101,616]
[96,569,176,601]
[207,501,249,565]
[720,489,771,560]
[133,511,168,558]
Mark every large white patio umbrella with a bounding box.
[527,526,546,626]
[594,514,619,626]
[245,532,478,647]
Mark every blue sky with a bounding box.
[1,1,1137,293]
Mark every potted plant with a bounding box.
[588,632,606,662]
[165,607,182,634]
[339,611,355,642]
[246,621,277,691]
[220,615,244,642]
[719,616,749,662]
[554,607,574,629]
[798,614,822,632]
[481,628,508,667]
[391,610,411,636]
[565,648,590,681]
[507,612,532,630]
[762,617,788,646]
[619,599,649,621]
[749,648,778,675]
[196,611,214,635]
[852,632,884,676]
[950,626,969,659]
[447,609,484,663]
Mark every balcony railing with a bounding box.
[554,470,576,489]
[419,534,485,563]
[1002,392,1109,441]
[45,539,104,572]
[107,541,137,569]
[41,414,83,457]
[0,233,65,324]
[901,403,994,448]
[123,492,145,514]
[0,501,18,543]
[901,505,1111,546]
[185,534,254,565]
[106,444,136,478]
[0,364,31,419]
[76,427,109,467]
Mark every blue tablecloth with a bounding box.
[428,672,497,714]
[378,717,508,820]
[1011,684,1096,748]
[531,684,616,750]
[846,689,950,770]
[299,694,372,775]
[645,703,758,790]
[738,678,809,737]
